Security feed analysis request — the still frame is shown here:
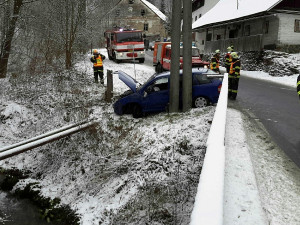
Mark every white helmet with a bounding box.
[215,49,220,54]
[231,52,239,59]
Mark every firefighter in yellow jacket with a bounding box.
[228,52,241,100]
[210,49,221,73]
[90,49,106,84]
[224,46,233,73]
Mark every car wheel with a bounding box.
[132,104,143,118]
[194,96,209,108]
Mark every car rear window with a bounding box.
[193,74,211,85]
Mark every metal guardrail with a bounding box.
[190,73,228,225]
[0,120,97,160]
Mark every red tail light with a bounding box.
[218,84,222,93]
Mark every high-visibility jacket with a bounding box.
[229,59,241,78]
[210,56,220,71]
[225,52,232,66]
[91,55,103,67]
[297,74,300,98]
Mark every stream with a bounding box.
[0,174,56,225]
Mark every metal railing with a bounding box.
[0,120,97,160]
[190,73,228,225]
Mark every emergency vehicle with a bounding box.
[153,42,209,73]
[104,28,145,63]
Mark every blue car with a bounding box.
[113,68,223,118]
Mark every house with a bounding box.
[191,0,219,49]
[102,0,168,44]
[192,0,300,53]
[192,0,219,24]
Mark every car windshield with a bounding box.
[137,74,158,91]
[116,32,143,43]
[180,48,199,57]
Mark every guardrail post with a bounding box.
[105,69,113,102]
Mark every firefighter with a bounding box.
[210,49,220,73]
[228,52,241,100]
[224,46,233,73]
[90,49,106,84]
[297,70,300,99]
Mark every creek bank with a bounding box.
[0,168,80,225]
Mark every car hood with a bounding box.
[118,71,139,93]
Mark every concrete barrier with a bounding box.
[190,73,228,225]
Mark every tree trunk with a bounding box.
[0,0,23,78]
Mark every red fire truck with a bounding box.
[153,42,209,73]
[104,28,145,63]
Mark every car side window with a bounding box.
[193,74,210,85]
[148,77,169,92]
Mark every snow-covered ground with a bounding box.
[222,62,300,225]
[0,50,300,225]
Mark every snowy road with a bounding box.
[236,75,300,168]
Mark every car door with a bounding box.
[142,76,169,112]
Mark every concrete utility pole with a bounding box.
[169,0,182,113]
[182,0,192,112]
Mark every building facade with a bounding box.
[102,0,168,43]
[193,0,300,53]
[192,0,219,51]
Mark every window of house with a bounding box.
[264,21,269,34]
[295,19,300,32]
[206,33,212,41]
[129,0,134,4]
[141,9,145,16]
[244,25,250,36]
[195,16,197,21]
[193,0,205,11]
[216,34,221,40]
[144,23,148,31]
[202,40,205,45]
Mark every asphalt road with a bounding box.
[232,75,300,168]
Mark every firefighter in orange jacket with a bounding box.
[228,52,241,100]
[90,49,106,84]
[210,49,220,73]
[225,46,233,73]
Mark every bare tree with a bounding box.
[0,0,23,78]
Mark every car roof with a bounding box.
[154,68,213,79]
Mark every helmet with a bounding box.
[231,52,238,59]
[227,46,233,52]
[215,49,220,54]
[93,49,99,55]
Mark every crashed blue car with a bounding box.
[113,68,223,118]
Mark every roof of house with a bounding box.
[192,0,283,29]
[141,0,167,21]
